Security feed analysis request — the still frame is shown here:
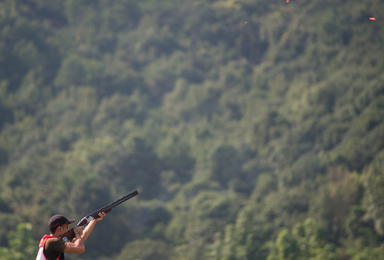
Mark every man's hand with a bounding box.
[65,226,85,254]
[81,212,106,242]
[93,212,106,223]
[74,226,84,237]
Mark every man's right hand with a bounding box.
[74,226,84,237]
[65,226,85,254]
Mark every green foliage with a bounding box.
[0,223,37,260]
[0,0,384,259]
[362,152,384,235]
[267,219,338,260]
[352,246,384,260]
[310,166,361,243]
[208,207,271,260]
[114,239,174,260]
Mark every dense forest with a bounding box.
[0,0,384,259]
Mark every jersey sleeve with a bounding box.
[45,238,67,253]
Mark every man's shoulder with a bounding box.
[45,237,67,253]
[46,237,63,244]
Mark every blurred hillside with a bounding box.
[1,0,384,259]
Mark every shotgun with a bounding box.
[60,190,139,242]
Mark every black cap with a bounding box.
[48,215,75,228]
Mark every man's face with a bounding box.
[57,223,69,236]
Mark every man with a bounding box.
[36,212,106,260]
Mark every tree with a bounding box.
[362,152,384,236]
[207,208,271,260]
[352,246,384,260]
[0,223,37,260]
[267,219,339,260]
[115,239,173,260]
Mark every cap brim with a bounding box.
[68,219,75,224]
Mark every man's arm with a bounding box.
[81,212,106,242]
[64,226,85,254]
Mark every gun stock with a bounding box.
[61,228,76,242]
[60,190,138,242]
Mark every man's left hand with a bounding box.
[94,212,106,222]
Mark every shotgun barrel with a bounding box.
[60,190,139,241]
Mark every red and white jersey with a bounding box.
[36,235,61,260]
